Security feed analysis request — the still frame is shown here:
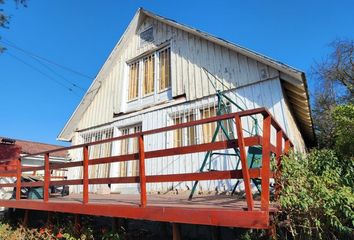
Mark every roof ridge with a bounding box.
[0,136,64,148]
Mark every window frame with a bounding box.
[119,123,142,177]
[126,44,171,103]
[142,53,155,97]
[172,112,198,148]
[158,47,171,93]
[127,61,140,101]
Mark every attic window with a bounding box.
[140,27,154,45]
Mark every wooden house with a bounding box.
[58,8,314,194]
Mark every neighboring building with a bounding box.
[58,8,314,194]
[0,137,68,203]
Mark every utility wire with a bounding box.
[9,45,86,92]
[202,67,248,109]
[0,38,94,80]
[6,51,81,97]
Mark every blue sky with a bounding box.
[0,0,353,145]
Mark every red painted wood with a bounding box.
[16,158,21,200]
[0,108,294,230]
[261,115,271,211]
[138,135,147,207]
[50,179,83,186]
[284,139,290,155]
[40,169,274,187]
[44,153,50,202]
[235,115,254,211]
[0,199,270,229]
[21,109,269,159]
[45,137,260,173]
[0,173,17,178]
[83,145,89,204]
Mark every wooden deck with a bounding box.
[0,193,276,228]
[48,193,277,210]
[0,108,292,229]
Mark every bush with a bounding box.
[277,150,354,239]
[0,217,122,240]
[332,103,354,159]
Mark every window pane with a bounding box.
[174,117,183,147]
[186,114,196,145]
[80,128,114,180]
[128,62,139,100]
[143,55,154,95]
[159,48,171,91]
[200,105,234,143]
[173,113,196,147]
[131,125,142,176]
[201,107,218,143]
[120,124,142,177]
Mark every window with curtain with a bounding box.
[143,54,155,95]
[159,47,171,91]
[80,128,114,180]
[127,46,171,102]
[128,62,139,100]
[200,105,233,143]
[173,113,197,147]
[119,124,142,177]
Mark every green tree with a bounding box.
[0,0,26,52]
[312,39,354,148]
[332,103,354,159]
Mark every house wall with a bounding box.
[65,16,308,194]
[68,78,306,194]
[76,16,279,131]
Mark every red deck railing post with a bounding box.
[234,114,254,211]
[261,115,271,211]
[16,158,21,201]
[83,145,89,204]
[44,153,50,202]
[138,134,147,207]
[284,139,290,155]
[275,130,283,200]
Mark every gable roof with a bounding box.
[0,137,68,158]
[58,8,315,145]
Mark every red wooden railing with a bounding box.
[0,107,293,213]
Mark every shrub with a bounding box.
[277,150,354,239]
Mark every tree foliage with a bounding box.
[0,0,26,52]
[277,149,354,240]
[312,39,354,148]
[277,99,354,239]
[313,39,354,101]
[332,103,354,159]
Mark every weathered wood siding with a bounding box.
[77,16,279,131]
[68,78,305,194]
[66,16,308,193]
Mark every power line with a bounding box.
[6,51,81,97]
[7,45,86,92]
[0,38,94,80]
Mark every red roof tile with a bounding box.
[0,137,68,158]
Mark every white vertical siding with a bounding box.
[76,16,281,132]
[69,77,306,194]
[65,15,308,194]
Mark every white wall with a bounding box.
[68,78,306,194]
